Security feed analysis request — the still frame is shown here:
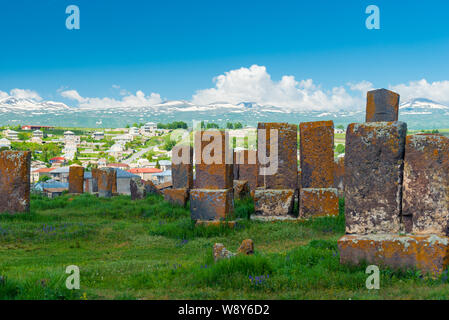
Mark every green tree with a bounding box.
[335,144,345,154]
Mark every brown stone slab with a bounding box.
[366,88,400,122]
[91,168,100,193]
[69,166,84,194]
[338,234,449,276]
[253,189,295,218]
[130,177,145,200]
[194,130,234,189]
[144,180,163,196]
[333,156,345,197]
[235,150,259,192]
[190,189,234,221]
[257,123,297,190]
[164,188,189,206]
[299,120,334,188]
[0,151,31,213]
[172,145,193,189]
[299,188,339,219]
[98,168,116,198]
[344,122,407,234]
[402,134,449,236]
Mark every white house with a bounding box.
[0,138,11,149]
[92,132,105,141]
[4,130,18,140]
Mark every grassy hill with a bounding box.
[0,194,448,300]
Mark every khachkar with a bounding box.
[298,120,339,219]
[97,167,117,198]
[233,149,258,197]
[190,131,234,222]
[68,165,84,194]
[164,145,193,206]
[253,123,297,220]
[339,89,449,275]
[366,88,400,122]
[0,151,31,213]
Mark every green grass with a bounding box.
[0,194,448,300]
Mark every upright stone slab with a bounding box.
[366,89,400,122]
[344,122,407,234]
[194,130,233,189]
[257,123,297,190]
[0,151,31,213]
[235,150,259,192]
[402,134,449,235]
[69,166,84,194]
[98,167,116,198]
[130,177,145,200]
[333,156,345,197]
[299,120,334,188]
[91,168,100,193]
[233,180,250,200]
[172,145,193,189]
[190,189,234,221]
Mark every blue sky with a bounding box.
[1,0,449,109]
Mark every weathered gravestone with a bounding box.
[0,151,31,213]
[166,145,193,206]
[68,165,84,194]
[130,177,145,200]
[234,150,258,193]
[190,131,234,221]
[233,180,250,200]
[402,134,449,235]
[97,167,116,198]
[253,123,297,219]
[366,88,400,122]
[299,121,338,218]
[344,122,407,234]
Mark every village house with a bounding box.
[152,169,172,185]
[127,167,162,182]
[92,131,105,141]
[49,157,68,166]
[32,130,44,138]
[0,138,11,149]
[158,160,172,171]
[31,167,56,183]
[4,129,18,140]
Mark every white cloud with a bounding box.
[390,79,449,104]
[60,89,163,109]
[9,89,42,101]
[192,65,369,111]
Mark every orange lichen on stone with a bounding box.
[299,188,339,219]
[68,166,84,194]
[257,123,297,190]
[299,121,334,188]
[338,234,449,276]
[238,239,254,255]
[164,188,189,206]
[143,179,162,196]
[253,189,295,217]
[366,88,400,122]
[0,151,31,213]
[402,134,449,235]
[344,122,407,234]
[190,189,234,221]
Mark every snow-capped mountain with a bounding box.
[0,96,70,112]
[399,98,449,114]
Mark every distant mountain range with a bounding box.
[0,96,448,130]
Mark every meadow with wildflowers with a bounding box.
[0,194,448,299]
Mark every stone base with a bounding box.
[190,189,234,221]
[338,234,449,275]
[299,188,339,219]
[196,220,236,228]
[164,188,189,206]
[253,189,295,218]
